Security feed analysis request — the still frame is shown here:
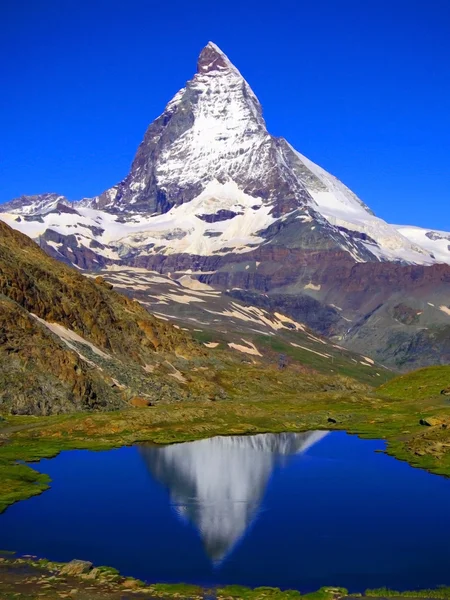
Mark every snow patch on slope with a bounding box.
[395,225,450,264]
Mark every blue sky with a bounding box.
[1,0,449,229]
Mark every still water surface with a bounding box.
[2,431,450,592]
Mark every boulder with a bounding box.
[59,559,93,576]
[122,578,143,589]
[440,388,450,396]
[130,396,153,408]
[94,276,113,290]
[420,417,446,427]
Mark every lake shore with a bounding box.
[2,554,450,600]
[1,380,450,515]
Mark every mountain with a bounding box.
[2,42,450,370]
[1,193,71,216]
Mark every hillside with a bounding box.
[0,220,210,414]
[378,365,450,400]
[0,220,392,415]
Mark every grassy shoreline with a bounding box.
[1,554,450,600]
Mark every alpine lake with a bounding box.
[2,430,450,594]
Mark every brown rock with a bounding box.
[130,396,152,408]
[59,560,93,576]
[122,578,142,589]
[420,417,446,427]
[94,276,113,290]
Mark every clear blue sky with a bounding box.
[1,0,449,229]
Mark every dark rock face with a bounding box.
[392,303,422,326]
[227,289,342,337]
[197,210,243,223]
[40,229,109,270]
[426,231,450,242]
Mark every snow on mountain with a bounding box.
[395,225,450,264]
[1,42,448,267]
[0,180,276,259]
[1,193,71,216]
[289,149,435,264]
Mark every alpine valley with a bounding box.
[3,41,450,600]
[2,43,450,371]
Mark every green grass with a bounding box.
[0,362,449,536]
[149,583,205,596]
[254,335,392,386]
[365,588,450,599]
[0,371,449,515]
[378,366,450,400]
[217,585,305,599]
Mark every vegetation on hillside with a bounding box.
[378,365,450,400]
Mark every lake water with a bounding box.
[1,431,450,592]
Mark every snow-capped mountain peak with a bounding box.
[1,42,449,268]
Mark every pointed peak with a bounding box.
[197,42,240,75]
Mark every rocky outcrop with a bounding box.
[0,297,121,415]
[0,221,207,415]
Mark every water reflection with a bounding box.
[140,431,327,563]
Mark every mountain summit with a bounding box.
[197,41,241,74]
[58,41,434,265]
[86,40,311,222]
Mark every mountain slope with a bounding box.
[0,220,210,415]
[0,220,391,415]
[1,42,443,267]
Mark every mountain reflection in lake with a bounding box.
[139,432,328,563]
[3,430,450,592]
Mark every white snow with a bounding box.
[228,340,262,356]
[290,342,331,359]
[32,315,111,362]
[304,282,321,291]
[0,180,275,258]
[395,225,450,264]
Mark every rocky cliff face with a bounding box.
[0,221,212,415]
